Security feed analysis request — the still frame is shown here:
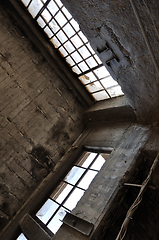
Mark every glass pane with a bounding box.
[92,90,110,101]
[71,35,83,48]
[100,77,117,89]
[86,43,95,54]
[86,57,98,68]
[94,54,102,64]
[62,7,72,20]
[78,170,97,190]
[50,36,61,48]
[78,61,89,72]
[36,199,59,224]
[37,16,46,28]
[44,26,53,38]
[72,66,81,74]
[17,233,27,240]
[49,19,60,33]
[51,182,73,204]
[64,41,75,53]
[56,30,67,43]
[78,31,88,43]
[28,0,43,18]
[55,11,67,27]
[91,155,106,171]
[94,66,110,79]
[107,85,124,97]
[64,166,85,185]
[41,9,52,22]
[63,188,85,210]
[70,19,80,31]
[66,56,75,66]
[59,46,68,57]
[86,81,103,93]
[78,46,91,59]
[79,72,96,85]
[21,0,31,7]
[78,152,97,168]
[63,23,75,38]
[48,0,59,15]
[47,207,67,234]
[55,0,63,8]
[71,51,82,63]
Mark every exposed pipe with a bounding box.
[130,0,159,75]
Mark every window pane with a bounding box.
[56,30,67,43]
[100,77,118,89]
[78,170,97,190]
[70,19,80,31]
[94,54,102,64]
[62,7,72,20]
[78,31,88,43]
[71,51,83,63]
[48,0,59,15]
[63,23,75,38]
[50,36,61,48]
[66,56,75,66]
[37,16,46,28]
[47,207,67,234]
[51,183,73,204]
[55,0,63,8]
[90,155,106,171]
[36,199,59,224]
[86,81,103,93]
[21,0,30,7]
[94,66,110,79]
[49,19,60,33]
[71,35,83,48]
[59,46,68,57]
[78,61,89,72]
[55,11,67,27]
[63,188,85,210]
[72,65,81,74]
[64,166,85,185]
[86,56,98,68]
[92,90,110,101]
[78,152,97,168]
[17,233,28,240]
[28,0,43,18]
[44,26,53,38]
[41,9,52,22]
[64,41,75,53]
[78,46,91,59]
[107,85,124,97]
[86,43,95,54]
[79,72,96,85]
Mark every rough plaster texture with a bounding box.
[0,4,84,231]
[54,123,149,240]
[61,0,159,124]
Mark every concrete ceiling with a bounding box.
[61,0,159,124]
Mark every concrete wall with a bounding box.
[61,0,159,124]
[0,3,84,231]
[53,121,148,240]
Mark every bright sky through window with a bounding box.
[20,0,124,101]
[35,152,109,234]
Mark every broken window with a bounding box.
[20,0,124,101]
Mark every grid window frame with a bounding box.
[20,0,124,101]
[34,151,109,235]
